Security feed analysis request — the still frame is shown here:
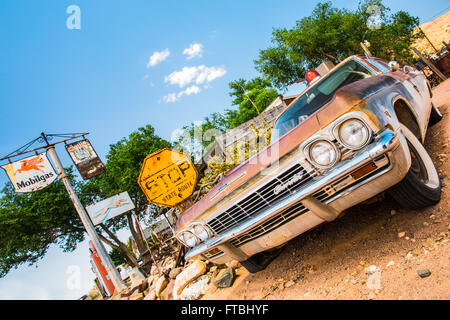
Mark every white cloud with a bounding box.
[183,43,203,60]
[180,85,201,97]
[163,93,178,103]
[164,65,226,88]
[146,48,170,67]
[163,85,201,103]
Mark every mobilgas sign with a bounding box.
[1,152,58,193]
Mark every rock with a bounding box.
[120,288,131,297]
[417,269,431,278]
[365,265,380,275]
[293,275,303,282]
[150,264,159,276]
[398,232,406,238]
[128,267,146,286]
[138,279,148,293]
[155,276,169,295]
[285,280,295,288]
[147,275,155,288]
[162,258,177,273]
[386,261,395,268]
[226,260,241,269]
[390,209,397,216]
[405,250,415,260]
[129,289,144,300]
[161,280,175,300]
[214,268,235,288]
[169,267,183,280]
[144,289,156,300]
[422,238,435,248]
[179,275,211,300]
[173,260,207,299]
[209,266,218,273]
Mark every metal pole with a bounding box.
[162,208,175,234]
[44,138,126,292]
[133,213,161,274]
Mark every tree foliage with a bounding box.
[255,0,423,89]
[225,77,279,129]
[0,168,85,277]
[174,77,279,162]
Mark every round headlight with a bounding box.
[178,231,198,248]
[191,223,212,242]
[309,140,339,168]
[338,119,370,149]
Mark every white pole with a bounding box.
[46,145,127,292]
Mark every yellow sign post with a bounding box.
[138,148,198,207]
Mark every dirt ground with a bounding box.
[201,79,450,301]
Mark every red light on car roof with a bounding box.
[305,69,320,85]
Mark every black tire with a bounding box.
[388,124,441,209]
[428,102,443,127]
[240,246,284,273]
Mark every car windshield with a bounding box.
[271,59,374,143]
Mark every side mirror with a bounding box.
[388,61,400,72]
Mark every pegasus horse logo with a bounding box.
[16,157,45,174]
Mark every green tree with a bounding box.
[226,77,279,129]
[109,239,135,267]
[255,0,423,89]
[0,168,86,277]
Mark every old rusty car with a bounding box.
[175,54,443,272]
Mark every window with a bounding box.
[271,59,374,143]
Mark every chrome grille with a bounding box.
[207,163,315,235]
[230,201,308,247]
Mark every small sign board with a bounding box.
[66,139,106,180]
[1,152,58,193]
[138,148,198,207]
[86,192,135,225]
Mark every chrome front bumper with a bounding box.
[184,128,411,263]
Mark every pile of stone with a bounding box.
[113,256,240,301]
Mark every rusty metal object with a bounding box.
[176,54,434,264]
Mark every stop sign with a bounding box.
[138,148,198,207]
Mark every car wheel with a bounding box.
[388,124,441,209]
[428,102,443,127]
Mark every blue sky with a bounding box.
[0,0,448,299]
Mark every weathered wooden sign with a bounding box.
[138,148,198,207]
[66,139,106,180]
[1,152,58,193]
[86,192,135,225]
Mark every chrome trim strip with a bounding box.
[185,129,399,261]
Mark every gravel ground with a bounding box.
[201,79,450,301]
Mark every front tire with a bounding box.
[428,102,443,127]
[388,124,441,209]
[240,246,284,273]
